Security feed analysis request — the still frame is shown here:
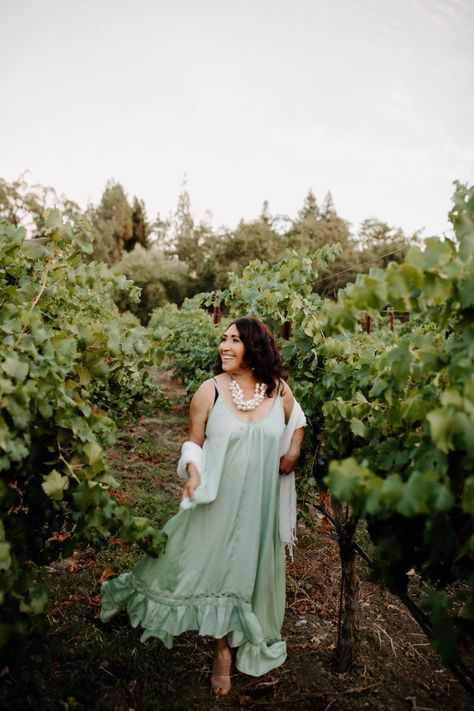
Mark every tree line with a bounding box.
[0,175,422,322]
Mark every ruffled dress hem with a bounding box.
[101,572,286,676]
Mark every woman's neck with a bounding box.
[227,370,259,389]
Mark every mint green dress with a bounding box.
[100,389,286,676]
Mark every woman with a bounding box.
[101,317,305,696]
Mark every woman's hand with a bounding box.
[279,449,299,475]
[181,462,201,501]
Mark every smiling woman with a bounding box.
[100,316,306,697]
[216,318,285,398]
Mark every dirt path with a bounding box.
[2,372,472,710]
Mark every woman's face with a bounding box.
[218,324,246,372]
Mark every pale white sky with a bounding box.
[1,0,473,237]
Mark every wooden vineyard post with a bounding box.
[212,293,221,325]
[331,496,360,672]
[364,313,371,334]
[280,320,292,340]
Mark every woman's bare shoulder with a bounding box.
[213,373,227,384]
[190,379,216,410]
[279,379,293,397]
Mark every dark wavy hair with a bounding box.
[213,317,285,397]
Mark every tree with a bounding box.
[285,190,355,297]
[298,188,320,221]
[150,212,172,250]
[90,181,133,264]
[259,199,272,225]
[203,216,283,291]
[286,190,321,249]
[155,184,215,298]
[319,191,351,245]
[286,189,350,252]
[130,197,151,251]
[115,244,188,322]
[356,218,414,268]
[0,176,81,237]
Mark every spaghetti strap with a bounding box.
[278,379,292,424]
[211,376,219,403]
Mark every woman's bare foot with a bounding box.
[210,641,232,696]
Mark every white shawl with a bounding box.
[177,399,306,559]
[278,399,306,559]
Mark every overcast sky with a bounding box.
[1,0,473,238]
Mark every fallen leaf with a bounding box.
[100,568,115,583]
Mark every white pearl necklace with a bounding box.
[229,378,266,411]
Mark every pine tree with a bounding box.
[129,197,151,251]
[170,183,215,281]
[318,191,350,246]
[298,189,320,220]
[259,200,272,225]
[287,189,322,248]
[321,191,336,219]
[284,189,356,297]
[91,181,133,264]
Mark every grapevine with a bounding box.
[0,212,166,646]
[149,295,221,393]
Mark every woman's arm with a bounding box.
[279,382,305,474]
[279,427,305,474]
[181,379,215,501]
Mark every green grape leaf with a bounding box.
[44,208,62,231]
[422,238,455,270]
[42,469,69,500]
[74,364,92,386]
[2,356,29,382]
[397,470,433,516]
[83,441,103,467]
[427,410,452,453]
[434,484,454,512]
[381,474,404,506]
[458,267,474,309]
[350,417,367,438]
